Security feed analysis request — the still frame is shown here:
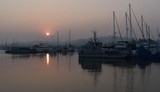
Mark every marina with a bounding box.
[0,1,160,92]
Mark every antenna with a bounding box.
[93,28,97,43]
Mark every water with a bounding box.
[0,50,160,92]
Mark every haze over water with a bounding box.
[0,1,160,92]
[0,0,160,43]
[0,51,160,92]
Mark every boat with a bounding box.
[5,43,54,54]
[5,46,37,54]
[131,43,160,60]
[78,31,131,59]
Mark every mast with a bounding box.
[57,30,59,47]
[148,25,151,46]
[69,29,71,46]
[145,23,148,39]
[13,38,15,45]
[141,15,144,39]
[145,24,151,40]
[125,12,128,41]
[157,28,159,40]
[129,3,132,42]
[148,25,150,40]
[5,38,7,50]
[113,11,116,43]
[145,23,151,46]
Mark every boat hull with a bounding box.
[79,53,128,59]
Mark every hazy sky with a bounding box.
[0,0,160,43]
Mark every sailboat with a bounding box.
[126,4,160,61]
[62,29,75,53]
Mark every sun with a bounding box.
[46,32,50,36]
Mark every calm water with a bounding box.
[0,51,160,92]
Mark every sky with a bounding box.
[0,0,160,43]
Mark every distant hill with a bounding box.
[71,35,126,46]
[0,36,127,48]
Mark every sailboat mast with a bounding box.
[148,25,150,40]
[5,38,7,50]
[141,15,144,39]
[69,29,71,46]
[157,28,159,40]
[113,11,116,43]
[125,12,128,41]
[145,23,148,39]
[57,30,59,47]
[129,3,132,42]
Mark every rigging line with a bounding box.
[141,17,151,43]
[115,16,123,41]
[127,15,138,41]
[143,19,151,40]
[131,25,138,41]
[150,30,155,41]
[148,26,155,40]
[131,8,145,40]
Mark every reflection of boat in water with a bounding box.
[79,58,102,72]
[78,57,159,69]
[78,56,160,92]
[78,57,136,87]
[79,58,136,69]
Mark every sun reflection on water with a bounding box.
[46,53,50,65]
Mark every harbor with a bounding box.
[0,1,160,92]
[2,4,160,62]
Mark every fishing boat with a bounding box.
[78,31,131,59]
[5,46,37,54]
[5,43,52,54]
